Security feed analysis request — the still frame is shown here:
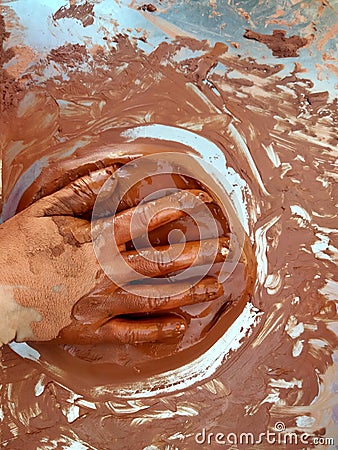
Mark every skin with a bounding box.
[0,167,228,346]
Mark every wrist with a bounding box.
[0,218,42,345]
[0,285,41,346]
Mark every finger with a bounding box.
[115,172,201,211]
[50,187,213,247]
[37,166,117,217]
[73,277,223,323]
[112,237,230,284]
[58,315,187,344]
[17,153,137,212]
[98,316,187,344]
[93,189,213,247]
[133,202,229,249]
[115,277,224,314]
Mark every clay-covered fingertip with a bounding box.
[188,189,213,203]
[158,317,187,339]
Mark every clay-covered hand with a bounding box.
[0,167,228,346]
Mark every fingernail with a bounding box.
[159,318,187,339]
[219,238,230,258]
[196,190,213,203]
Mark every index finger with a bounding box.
[36,166,117,217]
[73,276,224,323]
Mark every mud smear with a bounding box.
[52,1,95,28]
[244,29,308,58]
[138,4,157,13]
[1,12,337,450]
[0,15,24,113]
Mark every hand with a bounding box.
[0,166,228,346]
